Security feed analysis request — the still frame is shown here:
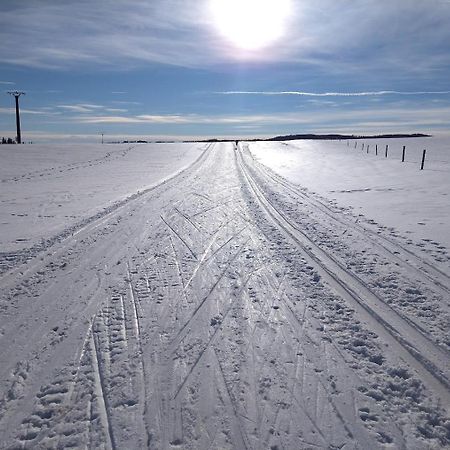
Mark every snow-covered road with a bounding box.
[0,143,449,449]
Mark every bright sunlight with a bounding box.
[209,0,292,51]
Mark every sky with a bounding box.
[1,0,450,142]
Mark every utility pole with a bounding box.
[7,91,25,144]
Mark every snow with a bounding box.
[0,143,203,255]
[0,142,449,449]
[248,136,450,249]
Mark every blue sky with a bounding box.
[1,0,450,142]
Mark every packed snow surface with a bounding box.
[0,142,449,449]
[249,137,450,248]
[0,143,202,254]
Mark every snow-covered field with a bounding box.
[249,137,450,250]
[0,141,449,449]
[0,143,203,269]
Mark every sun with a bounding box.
[209,0,292,51]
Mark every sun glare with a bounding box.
[209,0,292,51]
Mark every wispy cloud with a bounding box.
[57,105,94,113]
[1,0,450,78]
[0,81,15,85]
[2,104,450,142]
[77,104,104,109]
[53,103,128,115]
[1,1,449,140]
[219,91,450,97]
[75,114,198,124]
[57,103,108,113]
[105,108,128,113]
[0,0,213,69]
[111,101,142,106]
[0,107,58,116]
[68,106,450,131]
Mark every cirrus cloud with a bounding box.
[1,0,449,79]
[218,90,450,97]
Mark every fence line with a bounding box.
[342,140,431,170]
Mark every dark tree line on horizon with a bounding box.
[1,137,16,144]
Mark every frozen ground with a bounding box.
[0,142,449,449]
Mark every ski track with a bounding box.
[237,147,450,390]
[0,142,449,449]
[248,147,450,297]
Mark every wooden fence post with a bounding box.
[376,144,378,155]
[385,144,388,158]
[402,145,406,162]
[420,149,426,170]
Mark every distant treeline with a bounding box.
[119,133,430,145]
[266,133,430,141]
[197,133,430,143]
[1,137,16,144]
